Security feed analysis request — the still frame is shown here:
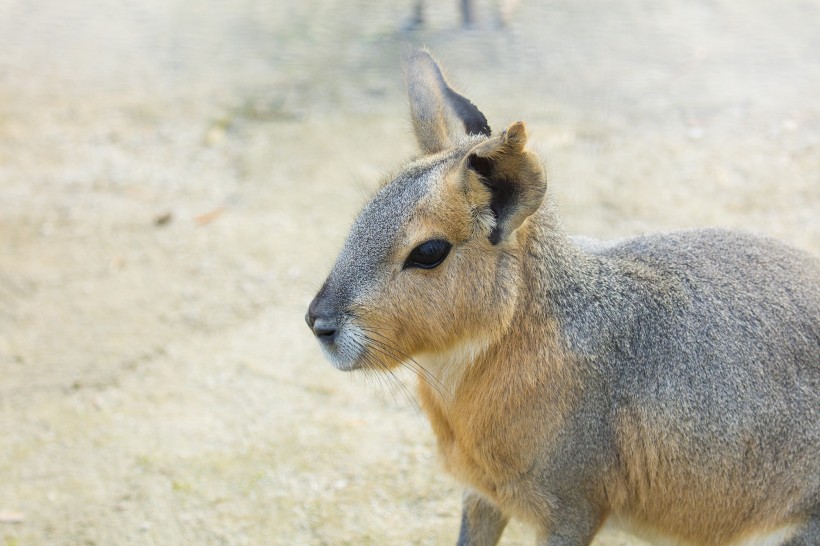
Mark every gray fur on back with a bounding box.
[550,225,819,512]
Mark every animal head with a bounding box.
[306,49,547,371]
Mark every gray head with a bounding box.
[306,49,547,371]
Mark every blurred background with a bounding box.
[0,1,818,544]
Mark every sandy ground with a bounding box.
[0,1,818,544]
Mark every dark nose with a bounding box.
[306,293,338,342]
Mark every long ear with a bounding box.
[464,122,546,244]
[404,48,491,155]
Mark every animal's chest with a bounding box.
[438,418,508,488]
[417,368,542,514]
[434,411,555,525]
[417,349,518,477]
[416,342,568,520]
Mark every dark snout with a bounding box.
[305,286,339,343]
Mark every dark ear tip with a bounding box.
[467,153,494,178]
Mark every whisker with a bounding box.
[357,326,454,400]
[347,336,389,399]
[350,333,423,413]
[363,351,422,414]
[365,347,425,411]
[356,344,395,404]
[357,327,441,382]
[354,331,455,424]
[366,360,393,404]
[364,338,452,404]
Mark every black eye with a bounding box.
[404,239,452,270]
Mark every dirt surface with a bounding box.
[1,1,818,544]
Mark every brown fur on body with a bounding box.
[306,49,820,545]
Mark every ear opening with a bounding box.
[404,48,491,155]
[467,153,494,179]
[465,122,546,244]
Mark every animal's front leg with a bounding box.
[456,489,508,546]
[534,500,602,546]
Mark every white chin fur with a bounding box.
[319,322,365,371]
[416,337,491,401]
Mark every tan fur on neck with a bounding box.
[415,272,584,525]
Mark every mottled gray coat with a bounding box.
[307,49,819,545]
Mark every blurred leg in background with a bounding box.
[408,0,517,30]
